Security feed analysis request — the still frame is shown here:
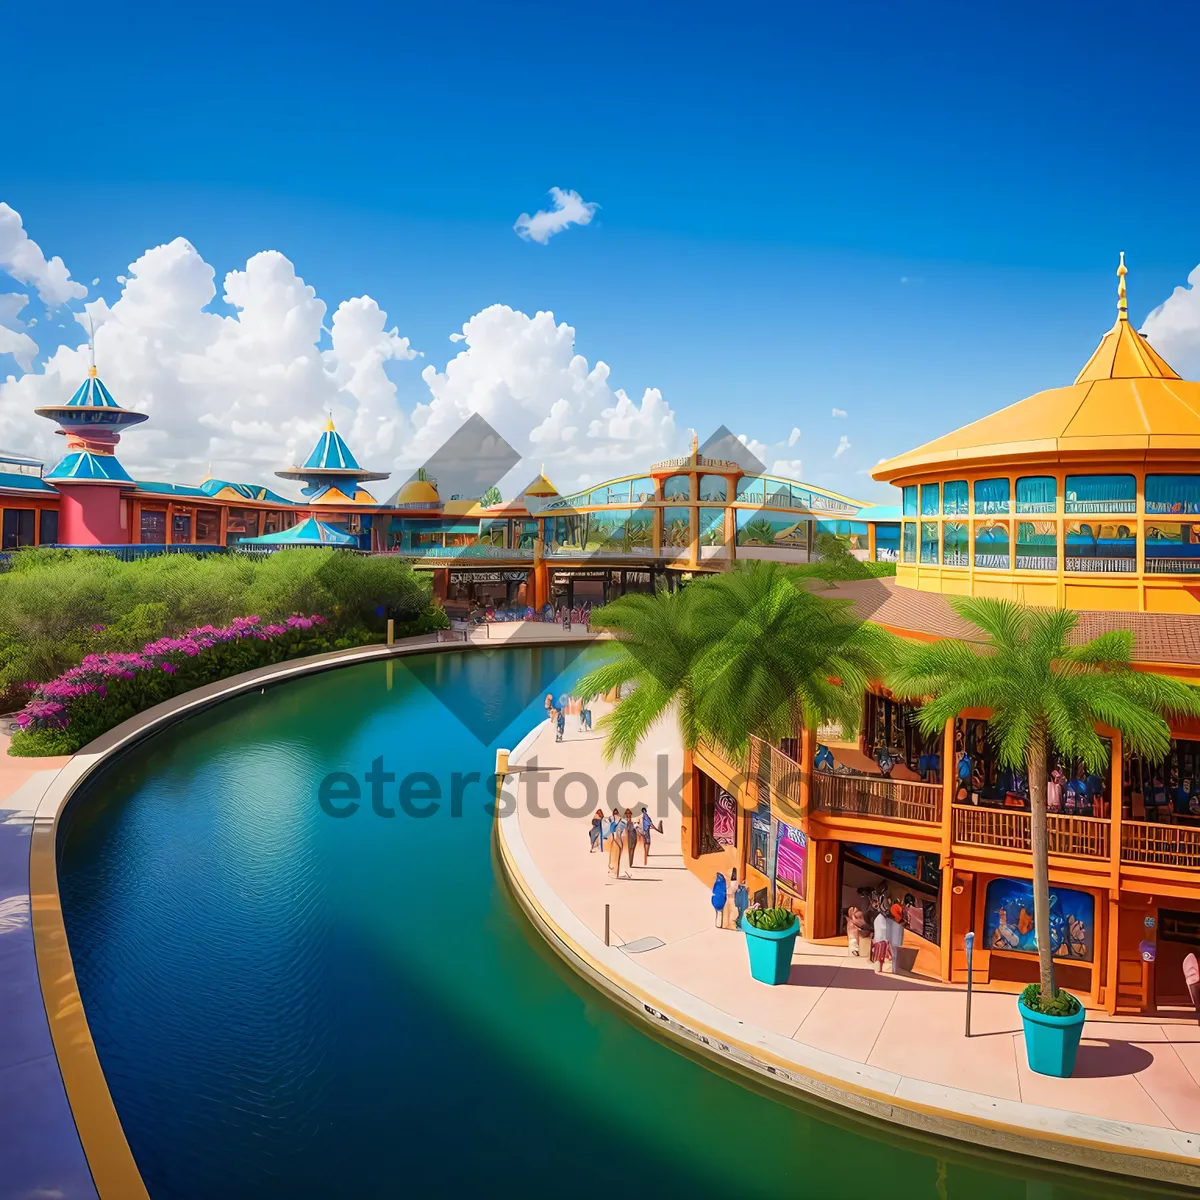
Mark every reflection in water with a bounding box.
[59,649,1164,1200]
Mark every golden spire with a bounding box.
[691,429,699,460]
[324,414,336,432]
[1117,251,1128,322]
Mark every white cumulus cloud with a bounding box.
[514,187,598,245]
[770,457,804,478]
[0,292,37,372]
[787,426,801,447]
[831,407,847,418]
[1142,263,1200,378]
[834,435,851,458]
[0,203,87,307]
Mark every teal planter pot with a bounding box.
[1018,995,1087,1077]
[743,916,800,985]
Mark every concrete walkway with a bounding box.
[506,703,1200,1182]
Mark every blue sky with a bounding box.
[5,0,1200,501]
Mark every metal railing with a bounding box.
[1121,820,1200,869]
[813,772,942,824]
[951,805,1109,859]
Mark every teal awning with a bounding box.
[239,516,358,546]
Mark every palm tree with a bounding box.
[888,597,1200,1008]
[576,560,897,766]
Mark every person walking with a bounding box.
[624,808,638,868]
[638,806,662,865]
[607,809,625,878]
[544,692,554,720]
[555,707,566,742]
[711,872,728,927]
[886,902,906,974]
[871,905,891,973]
[589,809,604,852]
[732,869,749,929]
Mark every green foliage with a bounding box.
[744,906,795,932]
[8,624,378,756]
[0,548,435,709]
[480,486,503,507]
[576,560,899,765]
[1020,983,1081,1018]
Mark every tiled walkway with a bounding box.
[510,705,1200,1150]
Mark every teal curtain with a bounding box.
[902,486,917,517]
[943,480,969,515]
[974,478,1010,513]
[1016,476,1056,511]
[1064,474,1135,511]
[921,483,940,515]
[1147,475,1200,515]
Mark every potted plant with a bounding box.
[742,906,800,985]
[1017,983,1087,1078]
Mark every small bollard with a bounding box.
[604,904,610,947]
[964,930,975,1037]
[386,617,394,646]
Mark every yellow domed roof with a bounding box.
[874,256,1200,483]
[395,478,440,504]
[523,466,558,498]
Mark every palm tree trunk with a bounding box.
[1026,729,1056,1002]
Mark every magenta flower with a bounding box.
[161,663,177,675]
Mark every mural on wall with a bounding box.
[735,509,811,547]
[713,788,737,846]
[774,821,807,896]
[983,878,1094,962]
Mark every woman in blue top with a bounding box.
[711,872,728,927]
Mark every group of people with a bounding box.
[845,894,907,975]
[545,692,592,742]
[710,868,750,929]
[590,805,662,878]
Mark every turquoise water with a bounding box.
[58,647,1163,1199]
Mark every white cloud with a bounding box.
[0,222,679,497]
[831,407,847,418]
[834,435,851,458]
[0,203,87,307]
[736,433,769,463]
[514,187,598,245]
[787,426,801,447]
[770,457,804,479]
[1142,263,1200,377]
[0,293,37,372]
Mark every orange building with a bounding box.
[683,258,1200,1015]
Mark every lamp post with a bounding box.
[964,931,975,1037]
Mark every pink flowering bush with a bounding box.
[9,614,350,756]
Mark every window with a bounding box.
[224,508,260,544]
[763,479,792,508]
[39,508,58,546]
[902,486,918,517]
[1016,521,1057,569]
[1016,476,1056,514]
[943,521,969,567]
[1146,475,1200,515]
[1064,474,1135,514]
[171,512,192,543]
[790,485,814,509]
[480,518,507,547]
[195,508,221,543]
[585,509,633,551]
[735,476,764,503]
[604,481,631,505]
[873,523,900,561]
[974,478,1010,515]
[629,476,655,503]
[974,521,1009,569]
[1,508,35,548]
[698,506,725,547]
[588,487,610,506]
[943,480,969,516]
[663,474,691,501]
[663,507,692,548]
[699,474,728,502]
[1145,522,1200,574]
[736,509,806,547]
[920,521,938,564]
[921,483,940,516]
[140,509,166,544]
[516,520,539,549]
[902,522,916,563]
[1065,521,1135,572]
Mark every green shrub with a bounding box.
[1020,983,1082,1017]
[0,547,434,709]
[744,906,795,932]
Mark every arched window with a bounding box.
[699,474,728,502]
[663,474,691,501]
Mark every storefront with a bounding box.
[864,691,943,782]
[1125,736,1200,822]
[549,568,661,610]
[838,841,943,976]
[446,569,530,610]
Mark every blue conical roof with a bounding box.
[239,516,359,545]
[66,373,121,409]
[303,421,362,471]
[44,450,133,484]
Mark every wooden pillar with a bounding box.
[166,502,175,545]
[1106,729,1124,1013]
[219,504,229,547]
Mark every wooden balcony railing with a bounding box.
[813,772,942,825]
[951,805,1110,859]
[1121,821,1200,870]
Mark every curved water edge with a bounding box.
[45,643,1185,1199]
